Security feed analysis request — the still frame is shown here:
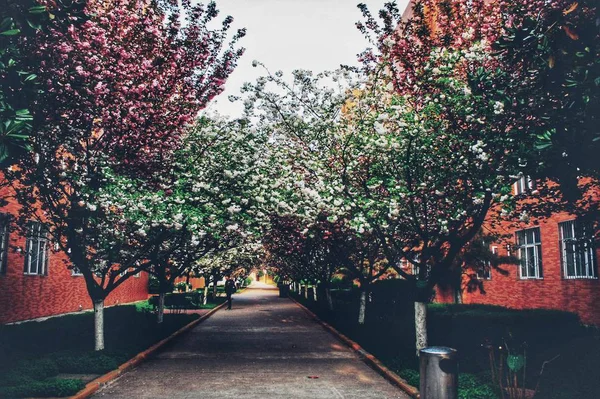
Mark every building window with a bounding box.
[0,214,9,274]
[24,222,49,276]
[516,227,543,279]
[477,246,496,280]
[560,220,597,279]
[72,266,83,276]
[513,175,537,195]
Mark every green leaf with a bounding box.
[0,29,20,36]
[507,354,525,371]
[28,5,48,14]
[0,18,13,31]
[26,19,42,30]
[23,74,37,82]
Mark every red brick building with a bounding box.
[0,196,149,324]
[436,178,600,326]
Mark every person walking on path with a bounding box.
[224,275,236,310]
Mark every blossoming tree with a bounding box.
[109,117,271,323]
[6,0,245,350]
[355,0,598,351]
[243,49,528,353]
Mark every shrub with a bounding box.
[49,351,119,374]
[0,358,59,387]
[330,275,353,289]
[396,370,497,399]
[427,304,584,373]
[458,373,497,399]
[135,300,154,313]
[0,374,37,389]
[0,378,85,398]
[397,369,420,388]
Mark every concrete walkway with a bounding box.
[93,283,409,398]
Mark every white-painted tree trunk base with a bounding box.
[203,286,209,305]
[456,289,463,304]
[94,300,105,351]
[157,292,165,324]
[358,291,367,324]
[304,285,308,300]
[313,286,317,302]
[415,301,428,356]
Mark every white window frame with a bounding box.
[478,246,496,280]
[0,214,9,274]
[560,220,597,279]
[513,175,537,195]
[23,222,49,276]
[516,227,543,279]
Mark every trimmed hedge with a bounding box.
[49,351,121,374]
[427,303,584,373]
[0,304,200,397]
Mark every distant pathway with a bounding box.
[93,282,408,398]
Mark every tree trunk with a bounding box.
[415,301,428,356]
[157,292,166,324]
[203,284,209,305]
[325,288,334,311]
[358,290,367,325]
[212,272,218,298]
[297,282,301,295]
[312,285,317,302]
[304,285,308,299]
[455,288,463,304]
[93,300,105,351]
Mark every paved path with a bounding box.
[93,284,409,398]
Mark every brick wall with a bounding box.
[0,195,149,324]
[173,276,205,290]
[436,210,600,326]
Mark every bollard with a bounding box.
[419,346,458,399]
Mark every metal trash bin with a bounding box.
[419,346,458,399]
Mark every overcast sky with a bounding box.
[206,0,410,117]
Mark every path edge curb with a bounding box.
[69,301,227,399]
[289,296,420,399]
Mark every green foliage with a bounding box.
[0,378,85,398]
[458,374,498,399]
[428,304,584,374]
[329,275,353,289]
[0,358,58,387]
[397,369,420,388]
[396,370,498,399]
[148,292,207,309]
[49,351,119,374]
[135,299,154,313]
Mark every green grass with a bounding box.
[0,303,200,397]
